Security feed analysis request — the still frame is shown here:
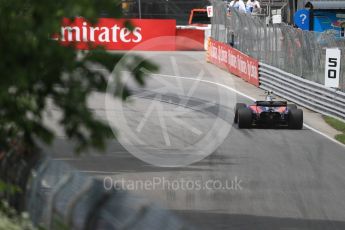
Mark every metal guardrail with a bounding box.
[1,151,190,230]
[210,1,345,120]
[27,157,190,230]
[259,62,345,120]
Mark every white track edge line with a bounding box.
[150,73,345,149]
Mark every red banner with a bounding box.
[59,18,176,51]
[207,38,259,87]
[176,29,204,51]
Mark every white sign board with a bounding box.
[325,48,341,88]
[207,6,213,18]
[272,15,282,24]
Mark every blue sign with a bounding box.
[294,9,310,30]
[313,11,345,38]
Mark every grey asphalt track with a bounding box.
[45,52,345,230]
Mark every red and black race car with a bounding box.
[234,92,303,129]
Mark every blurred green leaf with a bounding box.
[0,0,158,153]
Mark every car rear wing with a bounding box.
[256,101,287,107]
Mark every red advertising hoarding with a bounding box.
[59,18,176,51]
[176,29,204,50]
[208,38,259,87]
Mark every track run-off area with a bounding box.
[44,51,345,230]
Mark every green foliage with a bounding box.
[335,134,345,145]
[0,201,36,230]
[323,116,345,133]
[0,180,21,195]
[323,116,345,144]
[0,0,158,153]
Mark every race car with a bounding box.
[234,92,303,129]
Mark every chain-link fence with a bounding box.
[211,1,345,91]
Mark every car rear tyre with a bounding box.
[238,108,252,128]
[288,109,303,129]
[234,103,246,123]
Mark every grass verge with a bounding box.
[335,134,345,144]
[323,115,345,144]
